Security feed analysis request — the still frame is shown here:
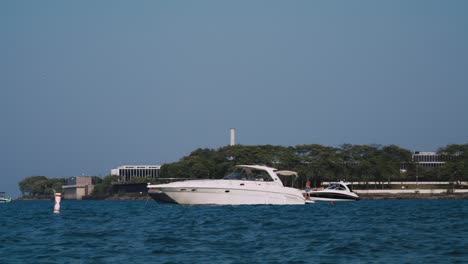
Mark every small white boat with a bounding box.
[304,181,359,202]
[147,165,306,205]
[0,192,12,203]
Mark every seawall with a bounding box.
[355,189,468,200]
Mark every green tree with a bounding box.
[18,176,66,197]
[46,178,66,194]
[438,144,468,183]
[154,143,446,187]
[92,175,119,195]
[130,176,153,184]
[19,176,48,196]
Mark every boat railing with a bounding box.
[150,178,192,184]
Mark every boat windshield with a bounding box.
[325,183,347,191]
[224,168,273,182]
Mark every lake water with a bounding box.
[0,200,467,263]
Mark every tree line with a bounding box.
[18,176,66,198]
[19,143,468,196]
[160,143,468,186]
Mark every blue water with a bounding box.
[1,200,467,263]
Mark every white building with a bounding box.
[412,151,445,168]
[111,165,162,182]
[400,151,446,173]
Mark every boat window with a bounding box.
[224,172,247,180]
[250,169,273,182]
[326,183,348,191]
[223,168,273,182]
[224,168,248,180]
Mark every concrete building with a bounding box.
[412,151,445,168]
[111,165,162,182]
[400,151,446,173]
[62,176,95,200]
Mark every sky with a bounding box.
[1,0,468,197]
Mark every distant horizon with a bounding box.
[2,1,468,197]
[5,135,468,197]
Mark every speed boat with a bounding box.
[305,181,359,202]
[147,165,306,205]
[0,192,12,203]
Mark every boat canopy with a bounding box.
[235,165,277,171]
[275,170,298,177]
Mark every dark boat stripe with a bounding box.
[309,192,360,200]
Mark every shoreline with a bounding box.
[15,192,468,201]
[358,192,468,200]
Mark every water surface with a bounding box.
[1,200,467,263]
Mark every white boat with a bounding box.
[147,165,306,205]
[305,181,359,202]
[0,192,12,203]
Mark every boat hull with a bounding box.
[305,191,360,202]
[148,182,305,205]
[0,198,12,203]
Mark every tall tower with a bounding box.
[230,128,235,146]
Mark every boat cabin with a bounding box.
[0,192,12,203]
[223,166,274,182]
[325,182,353,192]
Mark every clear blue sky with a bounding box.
[1,0,467,197]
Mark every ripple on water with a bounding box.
[0,200,467,263]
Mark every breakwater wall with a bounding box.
[356,189,468,200]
